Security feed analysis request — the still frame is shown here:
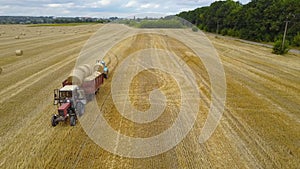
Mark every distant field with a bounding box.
[27,23,98,27]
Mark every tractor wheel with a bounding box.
[76,102,85,116]
[51,115,58,127]
[81,104,85,116]
[70,116,76,126]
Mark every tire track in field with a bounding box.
[0,24,102,169]
[223,60,300,123]
[0,37,85,77]
[212,40,300,84]
[0,32,94,98]
[213,36,299,167]
[171,29,285,168]
[0,54,76,104]
[0,33,92,58]
[0,60,78,167]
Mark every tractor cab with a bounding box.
[54,85,86,106]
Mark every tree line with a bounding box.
[120,16,185,28]
[177,0,300,47]
[0,16,110,24]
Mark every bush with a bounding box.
[293,32,300,47]
[221,28,228,36]
[198,24,205,30]
[273,40,290,55]
[227,29,240,37]
[192,26,198,32]
[138,19,184,28]
[128,21,138,27]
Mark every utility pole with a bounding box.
[282,21,289,51]
[282,13,295,51]
[216,20,219,34]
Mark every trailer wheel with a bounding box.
[95,89,99,95]
[87,94,94,101]
[70,116,76,126]
[51,115,58,127]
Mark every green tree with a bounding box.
[293,32,300,47]
[177,0,300,46]
[273,40,290,55]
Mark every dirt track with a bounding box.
[0,24,299,168]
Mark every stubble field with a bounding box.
[0,24,299,168]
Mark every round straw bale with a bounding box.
[15,50,23,56]
[83,64,94,75]
[0,67,2,74]
[15,36,20,39]
[94,64,104,72]
[68,69,85,85]
[77,66,90,78]
[77,64,93,78]
[93,64,99,72]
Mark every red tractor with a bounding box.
[52,85,86,126]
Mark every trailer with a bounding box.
[62,71,104,99]
[82,71,104,100]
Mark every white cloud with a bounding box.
[140,4,150,9]
[0,0,252,17]
[47,4,63,8]
[46,3,75,8]
[140,3,160,9]
[88,0,112,8]
[98,0,111,6]
[124,0,137,8]
[62,10,71,14]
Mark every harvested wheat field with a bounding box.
[0,24,299,169]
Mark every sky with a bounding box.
[0,0,251,18]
